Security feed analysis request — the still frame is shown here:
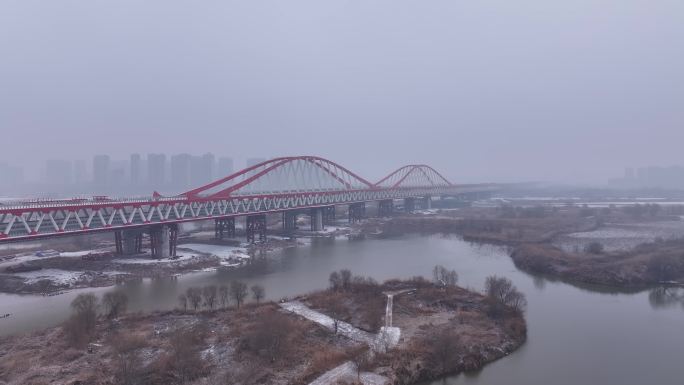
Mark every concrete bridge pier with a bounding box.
[348,202,366,223]
[114,229,143,255]
[310,208,324,231]
[215,218,236,240]
[323,205,336,225]
[404,198,415,213]
[282,211,299,232]
[422,196,432,210]
[149,224,177,259]
[378,199,394,217]
[246,215,267,243]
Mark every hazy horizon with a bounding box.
[2,0,683,185]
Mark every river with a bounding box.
[2,235,684,385]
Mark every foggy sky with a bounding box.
[1,0,683,184]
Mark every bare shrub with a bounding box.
[202,285,218,309]
[178,294,188,311]
[219,285,229,308]
[102,292,128,319]
[251,284,265,304]
[340,269,352,290]
[167,324,208,383]
[186,287,203,311]
[329,271,342,291]
[647,254,684,281]
[230,281,248,309]
[64,293,99,347]
[241,311,298,363]
[432,265,458,287]
[428,328,460,374]
[110,333,147,385]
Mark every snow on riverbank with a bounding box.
[178,243,249,259]
[14,269,125,285]
[308,361,388,385]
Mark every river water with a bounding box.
[2,235,684,385]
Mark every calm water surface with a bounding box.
[2,235,683,385]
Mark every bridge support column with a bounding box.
[310,208,324,231]
[149,224,177,259]
[378,200,394,217]
[323,206,336,225]
[422,196,432,210]
[215,218,236,240]
[404,198,415,213]
[114,230,143,255]
[246,215,267,243]
[282,211,298,232]
[348,202,366,223]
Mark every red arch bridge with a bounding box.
[0,156,501,257]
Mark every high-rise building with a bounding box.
[73,160,87,185]
[217,157,234,177]
[0,163,24,191]
[45,159,73,186]
[93,155,110,189]
[147,153,166,189]
[171,153,192,190]
[130,154,142,185]
[190,153,215,186]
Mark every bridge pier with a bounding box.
[215,218,236,240]
[323,205,336,225]
[114,230,143,255]
[422,196,432,210]
[404,198,415,213]
[282,211,299,232]
[348,202,366,223]
[246,215,267,243]
[149,224,177,259]
[310,208,324,231]
[378,199,394,217]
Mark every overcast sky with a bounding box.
[1,0,682,184]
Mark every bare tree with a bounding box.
[230,281,248,309]
[64,292,99,347]
[251,284,265,304]
[178,294,188,311]
[329,271,342,291]
[219,285,229,308]
[433,265,458,287]
[186,287,203,311]
[243,311,297,363]
[484,275,527,316]
[202,285,218,309]
[102,292,128,319]
[340,269,352,290]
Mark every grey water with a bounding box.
[1,235,683,385]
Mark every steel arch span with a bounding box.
[0,156,501,243]
[375,165,453,188]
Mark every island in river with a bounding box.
[0,277,526,385]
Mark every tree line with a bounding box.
[177,281,265,311]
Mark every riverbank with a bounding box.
[0,278,526,385]
[367,205,684,289]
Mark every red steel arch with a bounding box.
[184,156,374,198]
[375,165,453,188]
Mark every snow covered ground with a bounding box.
[14,269,125,285]
[112,253,197,264]
[280,301,400,352]
[178,243,249,259]
[308,361,388,385]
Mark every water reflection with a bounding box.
[648,286,684,309]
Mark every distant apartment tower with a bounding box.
[0,163,24,188]
[73,160,87,185]
[147,154,166,189]
[246,157,267,168]
[171,153,192,190]
[93,155,110,189]
[45,159,73,186]
[190,153,215,186]
[130,154,142,185]
[217,157,234,177]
